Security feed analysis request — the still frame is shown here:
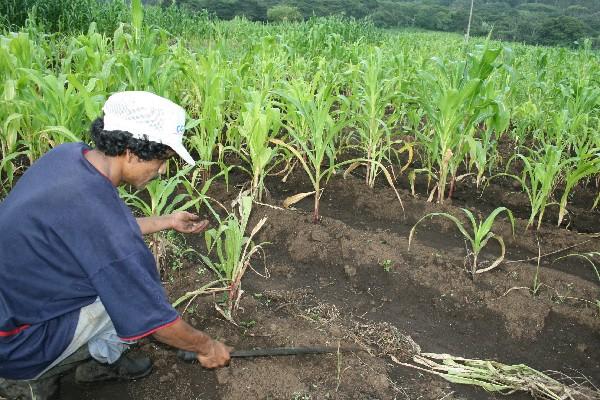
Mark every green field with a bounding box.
[1,2,600,397]
[2,1,599,228]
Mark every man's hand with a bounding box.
[137,213,208,235]
[170,211,209,234]
[196,339,233,369]
[153,319,232,370]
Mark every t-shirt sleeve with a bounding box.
[89,249,180,341]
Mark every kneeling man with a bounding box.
[0,92,231,399]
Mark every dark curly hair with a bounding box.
[90,117,174,161]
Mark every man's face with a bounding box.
[124,155,168,189]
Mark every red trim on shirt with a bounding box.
[119,317,180,342]
[0,324,30,337]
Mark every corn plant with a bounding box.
[119,165,203,272]
[234,89,281,201]
[0,112,25,194]
[347,47,412,188]
[272,75,346,223]
[503,147,567,230]
[198,194,267,322]
[183,48,229,181]
[415,44,509,203]
[465,126,501,188]
[237,35,286,97]
[111,24,181,97]
[557,151,600,226]
[409,207,515,278]
[14,69,87,162]
[131,0,143,40]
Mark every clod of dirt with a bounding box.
[370,374,391,393]
[158,372,175,383]
[344,264,357,278]
[310,229,331,242]
[576,343,588,353]
[154,358,168,369]
[318,277,330,287]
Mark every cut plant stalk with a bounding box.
[393,353,600,400]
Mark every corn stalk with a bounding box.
[416,44,509,203]
[235,89,281,201]
[198,194,267,322]
[273,75,345,223]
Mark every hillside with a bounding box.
[1,0,599,46]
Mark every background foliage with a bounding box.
[1,0,599,47]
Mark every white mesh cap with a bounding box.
[102,91,195,166]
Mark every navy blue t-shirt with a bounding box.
[0,143,179,379]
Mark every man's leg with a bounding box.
[0,298,150,399]
[71,299,152,383]
[0,298,121,400]
[34,297,129,380]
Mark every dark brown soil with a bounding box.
[60,170,600,400]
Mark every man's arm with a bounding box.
[136,212,209,235]
[136,215,173,235]
[152,319,231,368]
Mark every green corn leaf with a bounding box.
[131,0,143,33]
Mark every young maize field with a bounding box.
[1,3,599,399]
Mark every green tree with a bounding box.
[565,5,589,18]
[178,0,266,20]
[537,15,586,46]
[267,5,302,22]
[371,2,420,27]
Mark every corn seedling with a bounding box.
[183,48,229,181]
[557,152,600,226]
[198,193,267,322]
[119,165,203,272]
[503,147,567,230]
[234,89,281,201]
[409,207,515,277]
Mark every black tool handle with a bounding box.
[177,346,356,361]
